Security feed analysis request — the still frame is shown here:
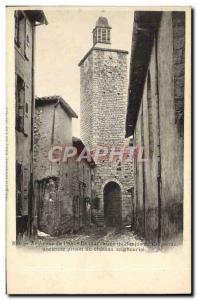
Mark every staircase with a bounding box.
[94,210,104,227]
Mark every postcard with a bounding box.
[6,6,192,294]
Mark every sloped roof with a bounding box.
[125,11,162,137]
[25,10,48,25]
[95,16,111,28]
[35,96,78,118]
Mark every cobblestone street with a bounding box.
[30,226,149,252]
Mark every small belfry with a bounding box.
[92,16,111,45]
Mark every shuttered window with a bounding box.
[97,28,101,42]
[16,163,29,216]
[14,11,25,51]
[16,163,22,216]
[14,11,20,46]
[15,11,31,60]
[22,165,29,215]
[24,84,30,136]
[102,29,107,42]
[24,18,31,60]
[15,74,29,135]
[16,75,25,132]
[107,29,110,43]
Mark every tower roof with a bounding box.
[95,16,111,28]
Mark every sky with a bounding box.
[35,7,134,138]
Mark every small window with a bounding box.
[116,160,121,171]
[93,30,97,44]
[16,75,25,132]
[107,29,110,42]
[93,197,100,210]
[25,103,28,114]
[15,11,25,49]
[16,162,22,216]
[97,28,101,42]
[24,19,31,60]
[102,29,107,42]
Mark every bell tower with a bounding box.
[92,16,111,46]
[79,17,134,226]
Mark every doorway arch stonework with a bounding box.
[102,180,122,226]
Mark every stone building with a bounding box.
[71,137,95,231]
[15,10,48,237]
[79,17,134,226]
[125,12,185,243]
[33,96,94,235]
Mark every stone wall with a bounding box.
[34,103,93,234]
[34,102,72,180]
[34,102,73,234]
[15,14,33,223]
[133,12,185,243]
[80,53,94,146]
[80,47,134,225]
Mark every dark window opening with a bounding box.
[102,29,107,42]
[15,11,25,48]
[117,160,121,171]
[93,197,100,210]
[16,75,25,132]
[25,102,28,114]
[97,28,101,42]
[16,162,22,216]
[26,34,30,44]
[107,29,110,42]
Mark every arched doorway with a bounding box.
[103,181,121,226]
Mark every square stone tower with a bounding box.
[79,17,134,226]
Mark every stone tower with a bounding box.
[79,17,134,226]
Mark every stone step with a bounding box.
[95,216,104,220]
[94,211,104,226]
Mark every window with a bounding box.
[15,11,25,49]
[93,197,100,210]
[15,11,31,59]
[16,75,25,132]
[25,103,28,114]
[97,28,101,42]
[107,29,110,43]
[93,30,97,45]
[117,160,121,171]
[102,29,107,42]
[147,71,154,157]
[24,19,31,60]
[95,27,110,44]
[16,163,29,217]
[16,162,22,216]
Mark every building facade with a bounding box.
[126,12,185,243]
[15,10,47,238]
[79,17,134,226]
[33,96,94,235]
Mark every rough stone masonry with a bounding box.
[79,17,134,226]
